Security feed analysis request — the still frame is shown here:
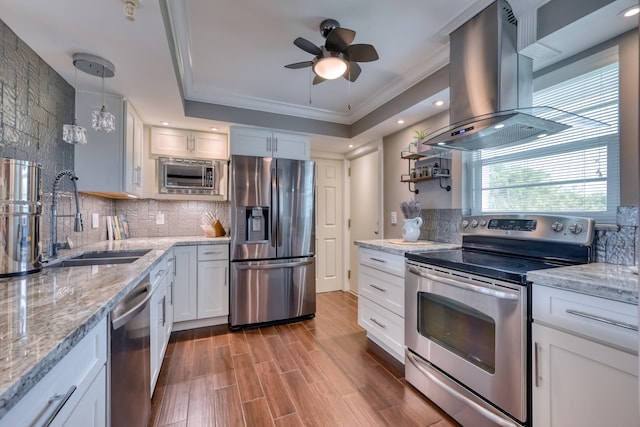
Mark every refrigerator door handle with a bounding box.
[277,167,283,248]
[234,259,314,270]
[271,165,278,248]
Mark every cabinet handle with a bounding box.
[274,137,278,152]
[41,385,77,427]
[565,309,639,331]
[266,137,271,152]
[370,284,387,292]
[162,296,166,327]
[203,250,223,255]
[534,342,541,387]
[369,257,387,263]
[155,269,167,279]
[370,318,386,328]
[168,282,173,304]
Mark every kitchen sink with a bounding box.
[47,249,152,267]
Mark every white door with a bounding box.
[349,149,381,294]
[314,158,344,293]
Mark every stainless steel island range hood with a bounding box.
[420,0,604,152]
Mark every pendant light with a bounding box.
[62,65,88,144]
[72,53,116,133]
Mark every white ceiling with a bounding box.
[0,0,637,154]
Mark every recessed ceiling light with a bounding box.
[348,144,354,148]
[210,127,218,131]
[494,124,505,129]
[537,133,548,138]
[621,6,639,17]
[161,121,170,126]
[437,142,446,146]
[397,119,405,124]
[434,100,444,106]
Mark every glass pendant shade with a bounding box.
[92,105,116,132]
[313,56,348,80]
[63,119,87,144]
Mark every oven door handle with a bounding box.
[406,351,519,427]
[407,266,519,301]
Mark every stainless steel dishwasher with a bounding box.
[110,276,152,427]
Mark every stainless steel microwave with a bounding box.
[158,157,227,196]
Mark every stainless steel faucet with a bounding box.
[50,170,83,257]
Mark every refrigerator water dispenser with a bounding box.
[246,207,269,242]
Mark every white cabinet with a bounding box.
[173,245,198,322]
[172,244,229,330]
[0,318,107,427]
[230,126,310,160]
[357,247,405,363]
[149,251,174,394]
[151,127,228,160]
[531,285,639,427]
[74,92,144,197]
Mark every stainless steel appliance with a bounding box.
[230,155,315,328]
[0,158,42,277]
[158,156,227,196]
[405,214,594,427]
[110,277,153,427]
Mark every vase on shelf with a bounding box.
[402,217,423,242]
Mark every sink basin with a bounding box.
[48,249,152,267]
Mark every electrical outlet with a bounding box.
[156,212,165,225]
[391,211,397,225]
[91,213,99,229]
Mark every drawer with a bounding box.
[358,247,404,277]
[358,265,404,317]
[198,244,229,261]
[533,285,638,353]
[0,317,107,427]
[358,296,404,362]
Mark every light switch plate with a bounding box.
[391,211,397,225]
[91,213,99,229]
[156,212,165,225]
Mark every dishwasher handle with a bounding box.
[111,280,152,330]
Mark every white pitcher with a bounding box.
[402,217,423,242]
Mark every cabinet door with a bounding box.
[197,259,229,318]
[74,91,126,193]
[164,273,174,344]
[149,282,164,393]
[173,246,198,322]
[125,102,144,196]
[151,127,191,157]
[272,132,310,160]
[59,366,107,427]
[532,323,639,427]
[230,127,272,157]
[193,131,228,159]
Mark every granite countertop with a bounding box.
[355,239,460,256]
[0,236,229,418]
[528,262,639,305]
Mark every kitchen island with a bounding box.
[0,236,229,420]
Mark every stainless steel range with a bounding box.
[404,214,595,427]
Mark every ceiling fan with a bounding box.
[284,19,379,85]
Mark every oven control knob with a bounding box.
[551,222,564,232]
[470,219,479,228]
[569,223,583,234]
[461,220,469,228]
[479,220,487,227]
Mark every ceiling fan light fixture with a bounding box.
[313,56,347,80]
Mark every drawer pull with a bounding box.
[369,257,387,263]
[370,318,386,328]
[565,309,639,331]
[370,284,387,292]
[203,250,223,255]
[42,385,77,426]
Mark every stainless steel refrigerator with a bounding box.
[230,155,316,328]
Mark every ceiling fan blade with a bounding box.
[284,61,314,69]
[294,37,321,56]
[325,27,355,52]
[346,44,379,62]
[313,75,326,85]
[344,62,362,82]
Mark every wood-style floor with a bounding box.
[148,291,459,427]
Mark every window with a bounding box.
[464,48,620,223]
